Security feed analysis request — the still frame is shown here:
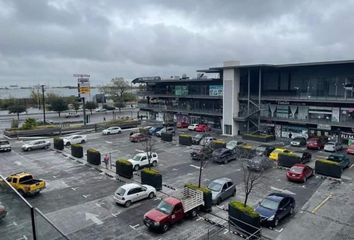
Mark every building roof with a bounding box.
[132,77,221,84]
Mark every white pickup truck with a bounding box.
[128,152,159,171]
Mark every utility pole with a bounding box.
[82,97,87,126]
[41,85,46,124]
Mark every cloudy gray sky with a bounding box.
[1,0,354,86]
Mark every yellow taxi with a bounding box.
[269,148,293,161]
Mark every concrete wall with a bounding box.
[222,62,240,136]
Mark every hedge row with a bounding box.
[242,133,275,142]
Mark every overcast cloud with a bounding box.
[1,0,354,86]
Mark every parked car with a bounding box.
[212,148,236,164]
[103,104,115,110]
[113,183,156,207]
[64,112,80,118]
[191,145,212,161]
[95,107,106,112]
[188,124,199,131]
[129,133,148,142]
[290,137,307,147]
[326,154,351,169]
[269,148,292,161]
[128,152,159,171]
[195,124,210,132]
[63,135,87,146]
[255,144,275,157]
[306,137,325,150]
[149,126,164,136]
[155,127,175,137]
[22,140,51,151]
[207,178,236,205]
[324,141,342,152]
[255,193,295,227]
[177,122,189,128]
[226,140,244,153]
[291,151,312,163]
[192,133,210,145]
[6,172,46,196]
[0,203,7,220]
[346,143,354,155]
[102,126,122,135]
[200,136,216,146]
[286,164,313,183]
[0,140,11,152]
[144,187,204,232]
[246,156,274,171]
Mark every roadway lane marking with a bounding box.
[270,186,296,195]
[274,228,284,233]
[53,175,57,179]
[223,229,229,234]
[71,187,78,191]
[341,176,352,181]
[135,149,144,153]
[172,168,178,171]
[190,164,202,170]
[7,221,18,227]
[85,212,103,225]
[311,194,333,214]
[350,164,354,169]
[129,224,140,230]
[105,141,113,144]
[16,235,28,240]
[111,212,120,217]
[82,194,90,198]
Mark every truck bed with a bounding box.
[174,187,204,213]
[20,179,43,185]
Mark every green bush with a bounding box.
[87,148,101,165]
[53,137,64,150]
[142,168,160,175]
[11,119,19,129]
[318,159,339,165]
[71,144,83,158]
[229,200,259,218]
[184,183,211,194]
[244,133,274,138]
[21,118,37,130]
[180,134,192,138]
[116,159,132,166]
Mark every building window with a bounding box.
[224,125,232,135]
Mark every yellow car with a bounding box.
[269,148,292,161]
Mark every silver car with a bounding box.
[0,203,7,220]
[22,140,51,151]
[324,141,342,152]
[113,183,156,207]
[208,178,236,205]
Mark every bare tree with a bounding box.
[241,159,263,206]
[141,131,156,169]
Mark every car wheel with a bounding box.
[81,140,85,144]
[148,192,155,199]
[66,142,71,146]
[162,223,169,232]
[273,218,279,227]
[290,206,295,215]
[303,177,307,183]
[152,161,157,167]
[125,201,131,207]
[190,209,197,218]
[134,165,140,171]
[232,190,236,196]
[28,148,32,151]
[224,159,228,164]
[217,198,222,205]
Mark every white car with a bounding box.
[155,127,175,137]
[128,152,159,171]
[95,108,106,112]
[113,183,156,207]
[64,112,80,118]
[188,124,199,131]
[324,142,342,152]
[200,137,216,146]
[63,135,87,146]
[102,127,122,135]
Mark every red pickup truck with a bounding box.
[143,187,204,232]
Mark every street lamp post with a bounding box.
[41,85,46,124]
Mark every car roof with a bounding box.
[8,172,31,178]
[267,193,293,202]
[120,183,141,190]
[164,197,181,206]
[211,177,232,184]
[291,163,306,168]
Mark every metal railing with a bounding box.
[239,94,354,103]
[138,104,223,116]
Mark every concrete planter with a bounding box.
[315,160,342,178]
[53,138,64,150]
[278,154,302,168]
[71,144,83,158]
[4,127,61,137]
[161,133,173,142]
[116,160,133,179]
[179,135,192,146]
[141,169,162,190]
[87,149,101,166]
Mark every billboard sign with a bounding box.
[74,74,90,98]
[209,85,223,96]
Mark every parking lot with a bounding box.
[1,128,353,240]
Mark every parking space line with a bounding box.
[350,164,354,169]
[16,235,28,240]
[311,194,332,214]
[190,164,202,170]
[274,228,284,233]
[71,187,78,191]
[129,224,140,230]
[82,194,90,198]
[111,212,120,217]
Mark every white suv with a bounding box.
[63,135,87,146]
[102,127,122,135]
[188,124,199,131]
[113,183,156,207]
[128,152,159,171]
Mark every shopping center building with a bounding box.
[134,60,354,143]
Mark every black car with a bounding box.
[255,193,295,227]
[246,156,274,171]
[212,148,236,164]
[290,137,307,147]
[191,145,213,161]
[255,145,275,157]
[192,134,210,145]
[292,151,312,163]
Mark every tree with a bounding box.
[241,159,263,206]
[22,118,37,130]
[72,101,80,113]
[85,101,97,114]
[30,88,41,109]
[48,98,68,117]
[114,100,126,112]
[101,77,130,103]
[8,101,27,121]
[141,130,156,169]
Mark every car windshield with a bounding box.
[327,155,341,162]
[115,187,126,196]
[327,142,335,146]
[260,198,279,210]
[256,146,266,152]
[226,141,238,150]
[290,166,304,173]
[293,138,303,141]
[132,155,141,161]
[0,141,9,145]
[208,182,222,192]
[156,200,174,215]
[194,134,202,139]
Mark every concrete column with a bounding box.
[222,61,240,136]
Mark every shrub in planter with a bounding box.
[179,134,192,146]
[116,159,133,179]
[210,140,226,149]
[278,153,301,168]
[315,159,342,178]
[161,132,173,142]
[71,144,83,158]
[87,148,101,166]
[242,133,275,142]
[141,168,162,190]
[229,201,261,237]
[139,127,149,135]
[53,137,64,150]
[237,144,256,159]
[184,183,212,212]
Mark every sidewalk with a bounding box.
[275,168,354,240]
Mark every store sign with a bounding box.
[341,132,354,140]
[317,124,331,130]
[74,74,91,98]
[209,85,223,96]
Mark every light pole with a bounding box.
[41,85,46,124]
